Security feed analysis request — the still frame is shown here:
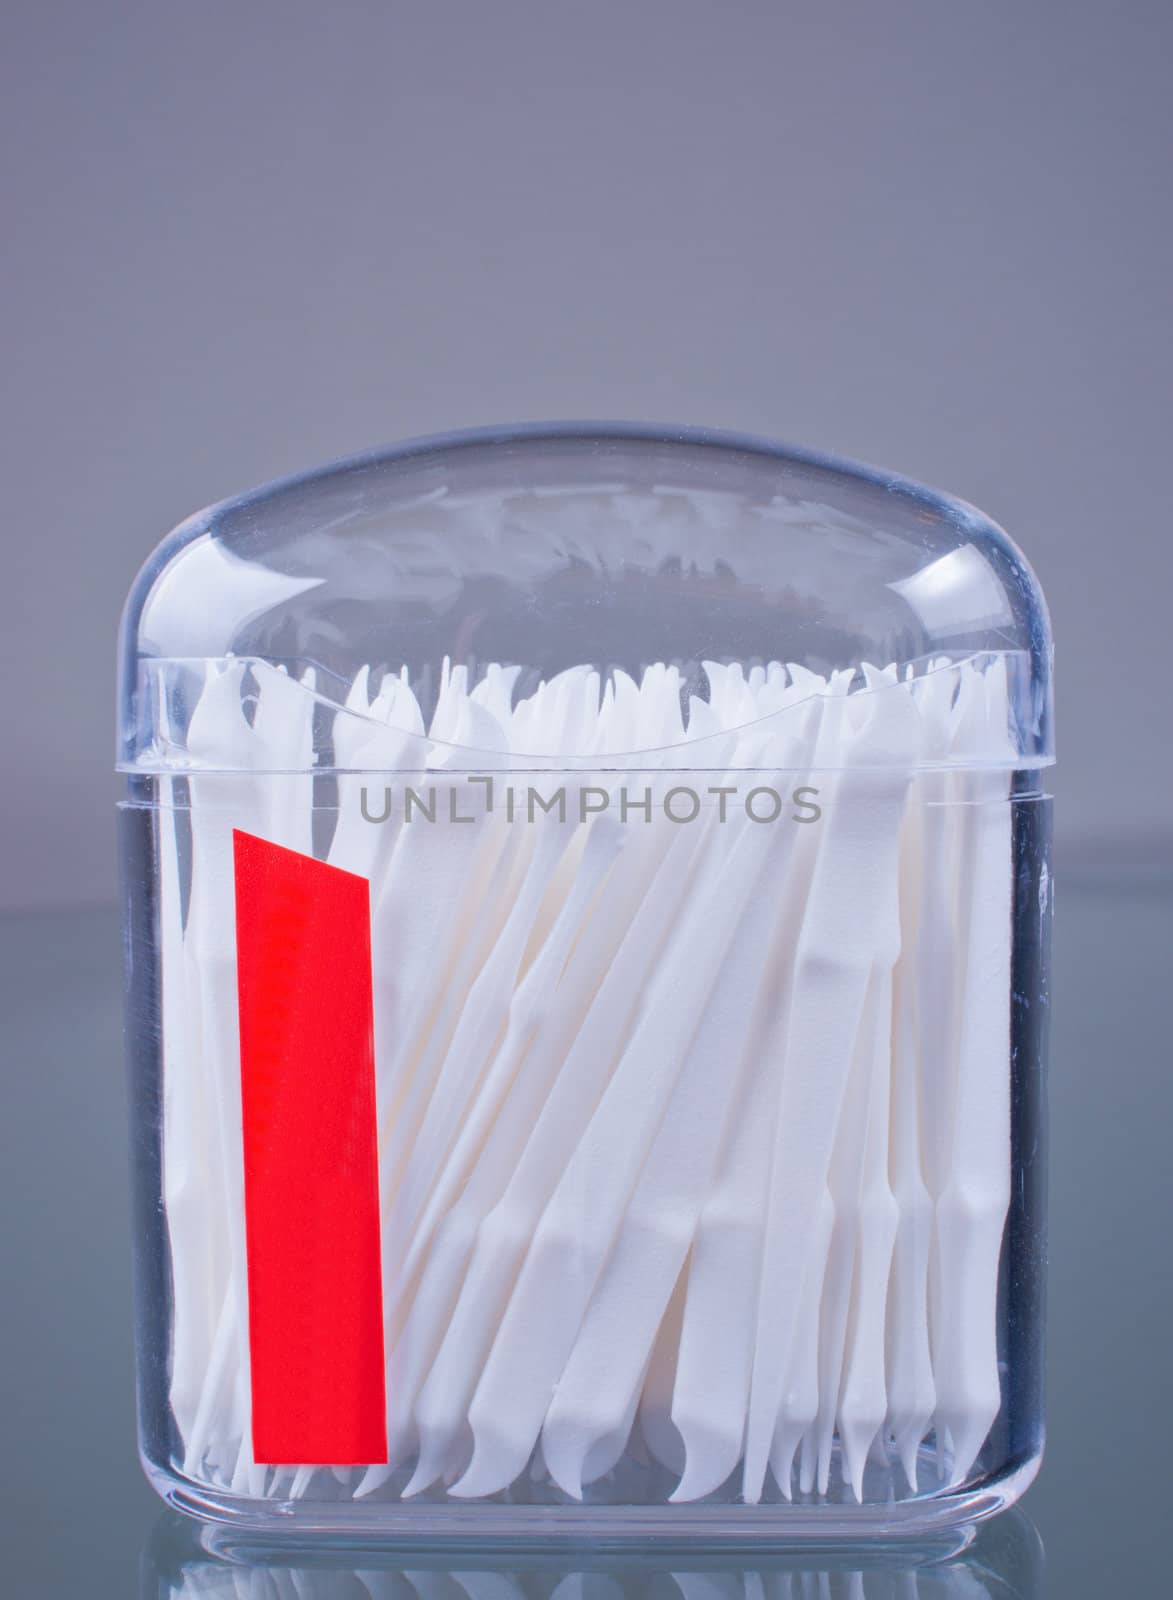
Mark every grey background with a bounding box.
[2,0,1172,908]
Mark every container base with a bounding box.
[146,1448,1041,1550]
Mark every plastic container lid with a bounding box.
[118,423,1053,774]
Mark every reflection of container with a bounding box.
[119,425,1052,1537]
[146,1505,1046,1597]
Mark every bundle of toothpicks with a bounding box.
[156,652,1014,1505]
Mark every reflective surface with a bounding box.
[149,1507,1042,1600]
[0,872,1169,1593]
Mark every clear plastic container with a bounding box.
[118,424,1053,1539]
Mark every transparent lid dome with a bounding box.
[118,424,1053,773]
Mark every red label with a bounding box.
[233,830,388,1465]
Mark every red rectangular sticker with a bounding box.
[233,829,388,1465]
